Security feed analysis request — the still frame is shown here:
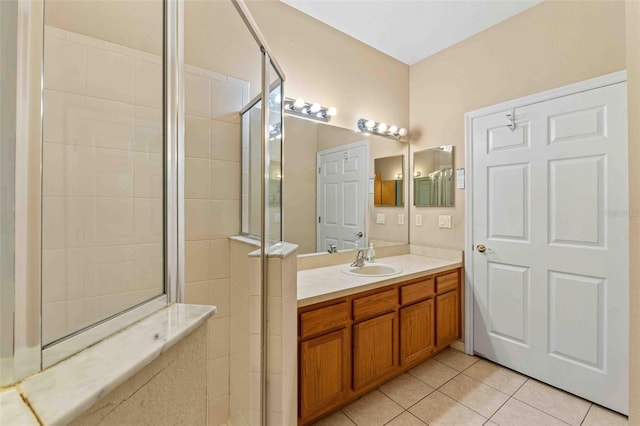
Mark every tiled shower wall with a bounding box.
[183,64,249,425]
[42,25,249,425]
[42,26,165,344]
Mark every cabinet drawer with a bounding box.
[400,278,434,305]
[436,271,459,294]
[353,289,397,321]
[300,302,349,339]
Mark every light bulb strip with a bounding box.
[357,118,408,141]
[283,97,336,123]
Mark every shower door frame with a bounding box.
[2,0,184,383]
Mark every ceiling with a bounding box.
[281,0,541,65]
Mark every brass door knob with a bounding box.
[476,244,486,253]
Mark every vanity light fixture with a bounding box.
[284,97,337,123]
[357,118,408,140]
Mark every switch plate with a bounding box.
[439,215,452,228]
[416,214,422,226]
[376,213,385,224]
[398,213,404,225]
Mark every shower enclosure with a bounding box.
[0,0,284,424]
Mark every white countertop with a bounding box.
[18,303,215,426]
[298,254,463,307]
[0,388,39,426]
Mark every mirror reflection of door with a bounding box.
[316,142,368,252]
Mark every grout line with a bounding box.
[511,397,573,425]
[579,404,593,426]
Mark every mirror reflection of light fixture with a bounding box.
[395,173,403,180]
[284,97,336,123]
[414,171,422,177]
[357,118,408,140]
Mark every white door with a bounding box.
[472,82,629,414]
[317,142,368,252]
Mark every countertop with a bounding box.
[298,254,463,307]
[15,303,215,426]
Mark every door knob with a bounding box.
[476,244,487,253]
[354,231,363,238]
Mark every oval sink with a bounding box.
[342,263,402,277]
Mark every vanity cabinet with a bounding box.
[298,267,461,425]
[435,271,460,348]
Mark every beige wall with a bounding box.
[69,324,207,426]
[409,0,627,249]
[626,0,640,423]
[248,1,409,132]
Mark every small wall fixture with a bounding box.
[284,97,337,123]
[357,118,408,140]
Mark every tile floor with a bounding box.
[313,348,628,426]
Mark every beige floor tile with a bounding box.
[409,391,486,426]
[463,360,527,395]
[409,359,459,389]
[513,380,590,425]
[582,404,628,426]
[434,348,480,371]
[342,390,404,426]
[484,421,499,426]
[490,398,567,426]
[439,374,510,418]
[385,412,426,426]
[313,411,356,426]
[379,373,435,409]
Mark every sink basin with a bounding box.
[342,263,402,277]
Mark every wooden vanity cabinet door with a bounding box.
[299,328,350,420]
[436,290,459,348]
[400,299,435,366]
[352,312,398,391]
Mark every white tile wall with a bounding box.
[184,64,248,426]
[42,25,251,425]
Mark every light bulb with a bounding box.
[310,103,321,113]
[378,123,388,132]
[327,107,337,117]
[365,120,376,130]
[398,128,408,137]
[293,98,305,109]
[414,171,421,177]
[389,125,398,134]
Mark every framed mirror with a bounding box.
[282,115,409,255]
[413,145,454,207]
[374,155,404,207]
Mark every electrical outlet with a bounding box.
[416,214,422,226]
[398,214,405,225]
[438,215,452,228]
[376,213,385,224]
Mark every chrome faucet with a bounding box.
[351,249,366,267]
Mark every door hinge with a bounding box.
[318,216,321,223]
[318,167,321,174]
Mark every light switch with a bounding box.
[398,214,405,225]
[439,215,452,228]
[416,214,422,226]
[376,213,385,224]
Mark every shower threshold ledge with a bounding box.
[16,303,215,426]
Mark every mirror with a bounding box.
[374,155,404,207]
[413,145,454,207]
[283,116,409,255]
